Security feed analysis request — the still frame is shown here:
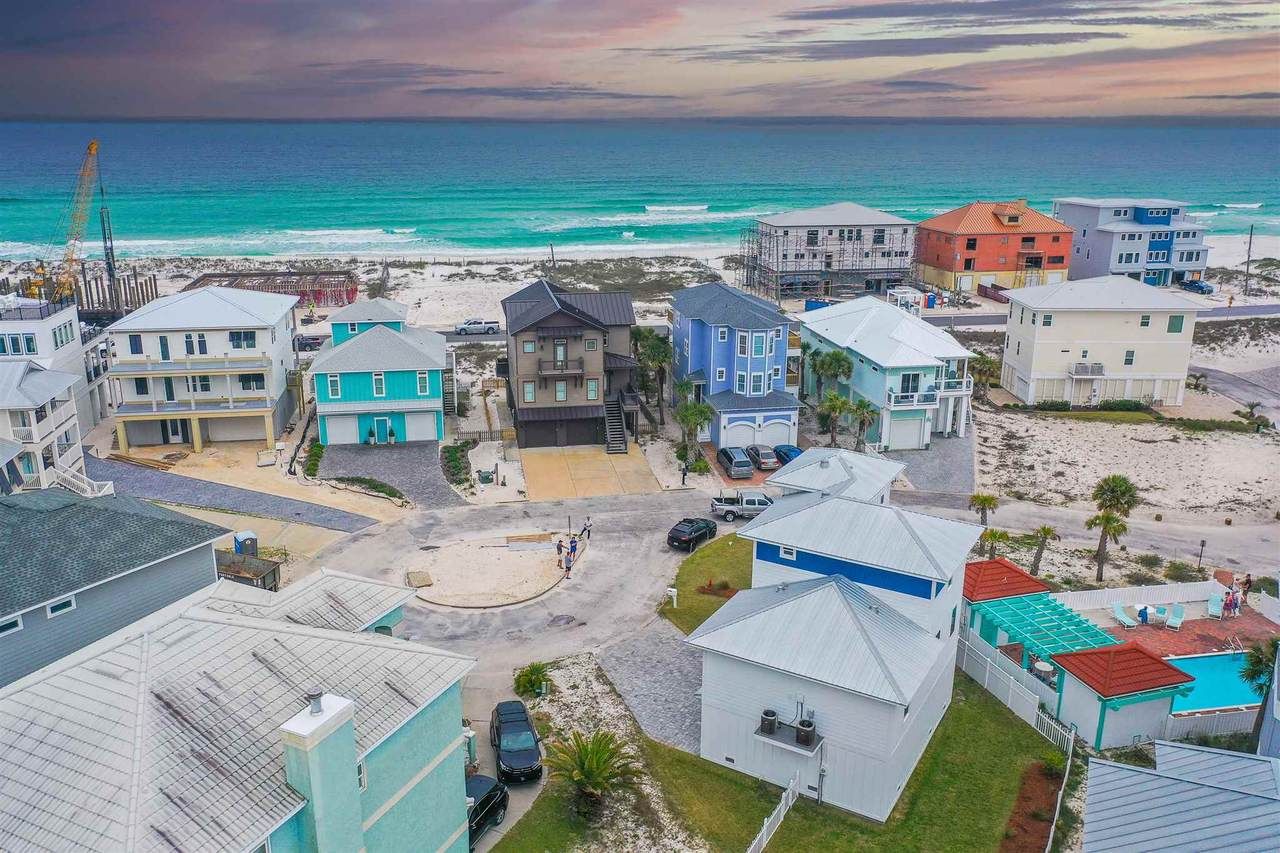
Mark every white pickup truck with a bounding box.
[454,318,501,335]
[710,489,773,522]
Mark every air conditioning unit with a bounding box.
[760,709,778,735]
[797,718,816,747]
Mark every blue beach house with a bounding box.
[310,298,450,445]
[670,282,799,448]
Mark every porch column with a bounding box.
[227,373,236,409]
[191,418,203,452]
[957,396,969,437]
[942,396,954,434]
[263,412,274,449]
[115,421,130,453]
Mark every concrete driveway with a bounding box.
[520,444,660,500]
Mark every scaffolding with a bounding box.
[182,270,361,307]
[737,223,916,302]
[0,263,159,323]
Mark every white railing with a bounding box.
[958,629,1075,753]
[51,464,115,497]
[1164,708,1256,740]
[1255,591,1280,627]
[1044,735,1076,853]
[1051,580,1227,612]
[746,774,800,853]
[940,376,973,393]
[10,426,34,443]
[961,625,1059,708]
[886,388,939,408]
[1036,709,1074,753]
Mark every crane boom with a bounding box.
[28,139,102,301]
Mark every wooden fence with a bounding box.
[453,428,513,443]
[745,774,800,853]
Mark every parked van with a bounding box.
[716,447,755,479]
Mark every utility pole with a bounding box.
[549,243,557,271]
[1243,225,1254,298]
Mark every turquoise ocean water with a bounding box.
[1,120,1277,260]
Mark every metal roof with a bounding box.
[1055,196,1190,208]
[1153,742,1280,798]
[765,448,903,502]
[1006,275,1204,312]
[201,569,415,632]
[685,574,943,704]
[800,297,973,368]
[757,202,912,228]
[501,279,635,333]
[0,490,229,619]
[308,323,446,374]
[1083,747,1280,853]
[0,361,78,409]
[672,282,790,330]
[704,388,799,413]
[971,593,1119,662]
[738,491,981,582]
[0,581,474,853]
[326,297,409,325]
[962,557,1052,603]
[0,438,19,468]
[108,286,298,332]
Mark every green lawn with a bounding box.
[658,533,753,635]
[644,673,1050,852]
[1036,410,1156,424]
[490,778,592,853]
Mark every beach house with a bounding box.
[1052,198,1210,286]
[670,282,798,448]
[500,279,639,451]
[1000,275,1202,406]
[107,286,299,451]
[686,574,955,822]
[738,202,916,301]
[797,297,974,450]
[764,446,904,505]
[0,488,227,686]
[309,298,450,445]
[914,200,1073,293]
[0,574,476,853]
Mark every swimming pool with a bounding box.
[1169,652,1260,713]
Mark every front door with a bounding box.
[555,420,567,447]
[163,377,176,402]
[158,335,171,361]
[553,339,567,369]
[374,416,391,444]
[162,418,188,444]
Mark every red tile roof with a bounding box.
[963,557,1052,602]
[1052,642,1194,698]
[919,201,1073,236]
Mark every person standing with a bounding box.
[580,517,592,540]
[681,461,688,486]
[556,538,565,559]
[1242,573,1253,607]
[569,536,579,562]
[563,553,572,579]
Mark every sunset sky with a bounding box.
[3,0,1278,118]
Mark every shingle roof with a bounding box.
[201,569,415,631]
[0,583,474,853]
[919,200,1073,235]
[0,491,229,619]
[0,361,78,409]
[800,297,973,367]
[704,388,798,413]
[963,557,1052,603]
[326,297,409,325]
[738,491,982,582]
[685,574,943,704]
[501,279,635,333]
[765,448,904,502]
[308,323,446,374]
[108,286,297,331]
[757,202,912,228]
[1083,745,1280,852]
[1052,641,1194,698]
[672,282,790,330]
[1006,275,1204,312]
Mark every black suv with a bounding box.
[466,775,509,850]
[667,517,717,551]
[490,700,543,783]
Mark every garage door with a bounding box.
[886,417,924,450]
[325,415,359,445]
[758,420,794,447]
[721,422,756,448]
[406,411,438,441]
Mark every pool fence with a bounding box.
[1164,707,1257,739]
[1050,580,1227,613]
[1256,590,1280,626]
[957,626,1074,752]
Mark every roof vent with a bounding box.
[818,459,830,469]
[775,583,789,593]
[306,690,324,715]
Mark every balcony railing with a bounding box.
[1068,362,1106,377]
[939,376,973,393]
[538,357,585,376]
[51,464,114,497]
[0,297,74,322]
[10,426,34,443]
[785,371,801,387]
[886,388,940,408]
[788,331,802,351]
[116,395,274,416]
[110,353,272,374]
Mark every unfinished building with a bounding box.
[183,270,360,308]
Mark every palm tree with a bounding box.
[1030,525,1059,576]
[848,398,878,452]
[641,336,673,425]
[818,390,854,447]
[968,492,999,526]
[1092,474,1141,517]
[1085,510,1128,582]
[807,346,825,397]
[1243,636,1278,743]
[630,326,654,361]
[675,397,714,465]
[544,730,641,818]
[816,350,854,400]
[980,528,1011,559]
[970,354,999,399]
[798,341,813,400]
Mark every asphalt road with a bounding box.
[1191,364,1280,427]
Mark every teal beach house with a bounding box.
[310,298,451,445]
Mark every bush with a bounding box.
[1122,570,1161,586]
[675,443,689,462]
[1033,400,1071,411]
[1134,553,1162,569]
[1098,399,1147,411]
[514,661,550,697]
[816,410,832,432]
[1257,576,1279,597]
[331,476,404,500]
[455,388,471,418]
[303,439,325,477]
[689,457,711,474]
[440,440,477,485]
[1163,560,1206,582]
[1160,416,1254,432]
[1041,750,1066,779]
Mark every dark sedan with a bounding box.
[466,775,508,850]
[667,517,717,551]
[773,444,803,465]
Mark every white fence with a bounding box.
[1256,591,1280,626]
[957,630,1074,753]
[745,774,800,853]
[1044,736,1076,853]
[1051,580,1226,612]
[1164,708,1257,740]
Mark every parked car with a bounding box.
[1178,281,1214,295]
[716,446,754,479]
[710,489,773,522]
[667,517,717,551]
[773,444,803,465]
[490,700,543,783]
[745,444,781,470]
[293,334,326,352]
[455,318,501,335]
[300,314,319,326]
[466,775,509,850]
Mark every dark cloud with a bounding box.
[783,0,1265,28]
[241,60,499,97]
[1185,91,1280,99]
[880,79,985,92]
[415,84,677,101]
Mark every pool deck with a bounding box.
[1088,605,1279,657]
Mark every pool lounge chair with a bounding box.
[1111,603,1138,629]
[1165,603,1185,631]
[1207,593,1224,619]
[1153,605,1168,624]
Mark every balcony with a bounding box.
[33,399,76,441]
[10,426,34,443]
[0,297,74,322]
[785,371,801,387]
[787,330,802,353]
[116,396,274,416]
[538,357,585,376]
[939,376,973,394]
[1068,362,1106,377]
[110,353,272,375]
[886,388,940,409]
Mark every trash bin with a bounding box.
[477,470,494,484]
[926,293,936,308]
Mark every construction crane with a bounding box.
[28,139,116,302]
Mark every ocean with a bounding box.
[1,120,1277,260]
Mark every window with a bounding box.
[1048,255,1064,264]
[327,374,341,398]
[715,367,726,381]
[717,327,728,342]
[586,378,599,400]
[752,333,765,358]
[1042,314,1053,327]
[196,333,207,354]
[417,371,430,394]
[950,606,957,636]
[184,333,195,355]
[1020,236,1036,248]
[239,373,266,391]
[1016,341,1021,355]
[522,340,535,354]
[22,334,36,355]
[806,229,819,247]
[523,381,535,403]
[1167,315,1184,333]
[750,373,764,394]
[965,237,977,251]
[773,365,782,379]
[1051,235,1061,243]
[872,228,885,245]
[347,322,358,334]
[1019,308,1025,324]
[1112,208,1127,217]
[737,332,748,357]
[185,375,211,393]
[779,546,796,560]
[46,596,76,618]
[129,334,142,355]
[735,372,746,393]
[684,336,690,356]
[585,338,597,351]
[1031,313,1037,326]
[229,330,257,349]
[372,372,385,397]
[134,378,149,395]
[554,380,567,402]
[1140,314,1150,327]
[766,335,774,356]
[1081,349,1089,359]
[0,336,6,354]
[962,258,975,271]
[1124,350,1135,366]
[0,616,20,637]
[357,762,368,792]
[1147,251,1167,262]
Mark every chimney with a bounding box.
[307,689,324,715]
[1016,198,1028,208]
[280,692,363,852]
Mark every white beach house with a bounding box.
[686,574,955,822]
[764,447,904,505]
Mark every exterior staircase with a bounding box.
[604,396,627,453]
[51,463,115,497]
[442,350,458,415]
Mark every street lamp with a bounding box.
[1197,539,1206,570]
